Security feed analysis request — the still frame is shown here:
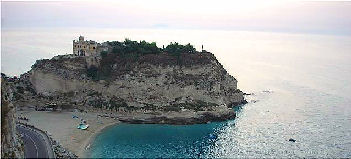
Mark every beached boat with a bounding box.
[77,123,89,130]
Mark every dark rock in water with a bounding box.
[289,138,296,142]
[230,100,248,107]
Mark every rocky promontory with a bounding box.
[12,40,246,124]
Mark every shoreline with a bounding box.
[79,121,120,158]
[16,106,241,157]
[15,110,119,158]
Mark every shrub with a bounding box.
[87,66,99,80]
[100,51,108,57]
[164,42,196,55]
[108,39,161,56]
[108,39,196,56]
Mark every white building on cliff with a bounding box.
[73,36,98,56]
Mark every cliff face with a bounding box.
[1,77,24,158]
[21,52,245,124]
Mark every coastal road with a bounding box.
[16,124,54,158]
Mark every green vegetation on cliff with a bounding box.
[103,38,197,57]
[88,39,203,80]
[106,39,161,56]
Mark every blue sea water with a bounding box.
[89,123,225,158]
[89,83,351,158]
[2,28,351,158]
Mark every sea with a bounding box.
[2,28,351,158]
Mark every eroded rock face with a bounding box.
[29,53,244,108]
[1,77,24,158]
[23,52,245,124]
[119,105,236,125]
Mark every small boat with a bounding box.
[77,123,89,130]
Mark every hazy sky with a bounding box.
[1,0,351,76]
[2,0,351,35]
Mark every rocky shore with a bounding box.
[118,105,236,125]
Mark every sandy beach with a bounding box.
[16,110,119,157]
[14,106,235,157]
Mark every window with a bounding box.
[93,47,96,49]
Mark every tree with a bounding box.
[100,51,108,57]
[165,42,196,55]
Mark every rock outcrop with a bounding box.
[1,75,24,158]
[16,50,246,124]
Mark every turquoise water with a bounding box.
[2,29,351,157]
[89,122,226,158]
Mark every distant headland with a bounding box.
[2,36,246,157]
[27,36,246,122]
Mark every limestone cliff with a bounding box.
[1,75,24,158]
[18,51,245,124]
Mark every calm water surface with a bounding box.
[2,28,351,157]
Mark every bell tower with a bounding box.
[79,36,84,42]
